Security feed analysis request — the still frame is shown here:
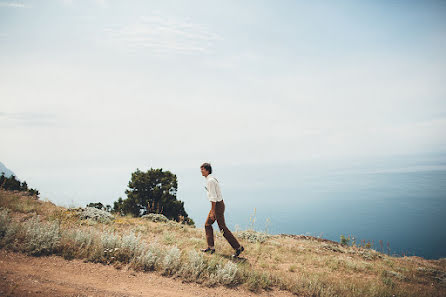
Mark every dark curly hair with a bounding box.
[200,162,212,174]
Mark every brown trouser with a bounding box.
[205,200,241,250]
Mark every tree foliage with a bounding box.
[112,168,193,225]
[0,172,40,197]
[86,202,112,212]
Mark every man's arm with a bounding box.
[211,201,216,218]
[208,180,218,218]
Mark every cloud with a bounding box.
[104,14,222,55]
[58,0,107,6]
[0,1,30,8]
[94,0,107,6]
[0,112,58,127]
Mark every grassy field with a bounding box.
[0,189,445,297]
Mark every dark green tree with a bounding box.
[3,174,21,190]
[0,172,6,188]
[113,197,125,216]
[87,202,105,210]
[20,181,28,191]
[27,188,40,196]
[112,168,191,223]
[0,172,39,197]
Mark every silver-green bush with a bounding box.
[162,245,182,275]
[212,261,239,285]
[23,215,61,256]
[101,230,120,249]
[141,213,169,223]
[121,230,144,258]
[0,209,18,248]
[0,208,11,238]
[181,250,206,279]
[236,230,271,243]
[65,228,96,250]
[132,242,163,271]
[73,207,115,223]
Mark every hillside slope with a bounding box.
[0,189,445,297]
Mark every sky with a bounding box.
[1,0,446,220]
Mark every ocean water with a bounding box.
[185,168,446,260]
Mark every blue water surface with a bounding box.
[183,167,446,260]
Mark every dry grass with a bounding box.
[1,189,445,296]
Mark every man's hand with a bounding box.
[210,201,217,220]
[210,210,216,221]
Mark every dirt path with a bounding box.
[0,249,296,297]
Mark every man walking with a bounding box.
[200,162,245,258]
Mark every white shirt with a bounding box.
[205,174,223,202]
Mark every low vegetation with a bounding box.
[1,189,445,296]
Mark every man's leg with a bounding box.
[215,202,241,250]
[204,209,216,248]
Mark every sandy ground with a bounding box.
[0,249,296,297]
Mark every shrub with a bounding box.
[61,228,97,259]
[181,250,206,279]
[132,242,163,271]
[97,230,123,262]
[71,228,95,249]
[101,230,120,250]
[121,231,143,255]
[237,230,271,243]
[162,246,182,275]
[210,261,239,286]
[162,231,176,244]
[181,216,195,227]
[0,209,21,249]
[351,248,382,261]
[22,215,61,256]
[72,206,115,223]
[141,213,169,223]
[246,270,273,292]
[0,208,11,238]
[340,234,351,246]
[166,220,185,229]
[118,231,144,262]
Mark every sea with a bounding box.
[183,160,446,260]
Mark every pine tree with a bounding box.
[112,167,190,222]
